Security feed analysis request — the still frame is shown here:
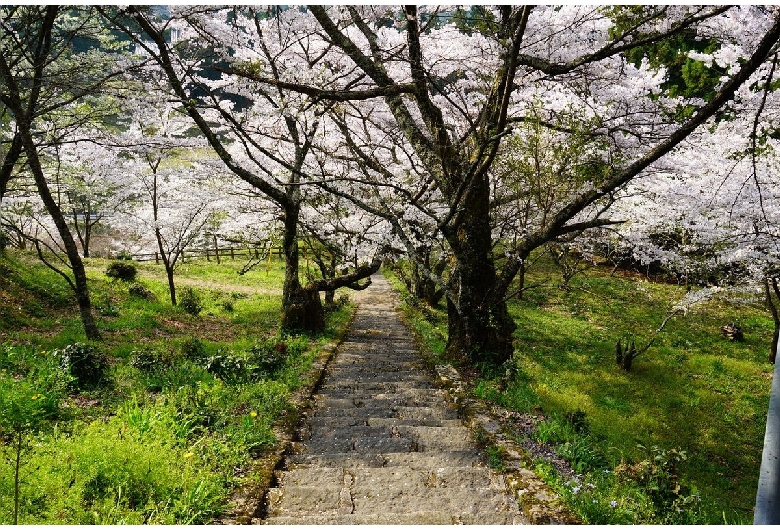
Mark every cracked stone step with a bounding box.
[275,466,509,490]
[317,382,443,394]
[304,424,474,444]
[306,416,463,429]
[314,396,450,410]
[318,371,432,384]
[302,435,415,454]
[265,484,519,517]
[312,405,460,420]
[262,511,527,525]
[315,386,445,398]
[285,450,486,470]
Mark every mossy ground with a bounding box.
[386,255,771,524]
[0,250,353,524]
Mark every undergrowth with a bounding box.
[0,250,353,524]
[385,255,771,525]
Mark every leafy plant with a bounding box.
[178,287,202,316]
[128,283,156,301]
[130,348,169,373]
[53,342,109,390]
[106,261,137,282]
[0,351,69,524]
[180,337,207,362]
[615,445,703,523]
[203,351,245,382]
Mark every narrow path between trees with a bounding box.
[259,274,529,524]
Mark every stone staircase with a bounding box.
[259,275,529,525]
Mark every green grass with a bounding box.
[0,249,354,524]
[386,256,772,524]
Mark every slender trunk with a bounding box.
[70,206,91,258]
[164,261,176,306]
[155,227,176,306]
[19,126,100,340]
[516,260,526,300]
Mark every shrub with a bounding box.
[180,337,207,362]
[105,261,137,282]
[615,445,703,523]
[203,351,245,382]
[247,340,288,377]
[53,343,109,390]
[128,283,156,301]
[178,287,202,316]
[130,348,169,373]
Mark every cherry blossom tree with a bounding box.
[0,5,131,339]
[215,5,780,365]
[103,5,385,332]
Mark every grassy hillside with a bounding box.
[0,250,352,524]
[387,255,773,524]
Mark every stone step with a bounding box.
[315,386,446,398]
[312,404,460,420]
[307,416,463,429]
[330,352,420,363]
[314,395,448,410]
[319,377,438,390]
[275,466,508,491]
[305,424,472,443]
[320,371,432,384]
[285,450,485,470]
[265,484,519,517]
[302,434,415,454]
[262,511,527,524]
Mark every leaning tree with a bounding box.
[104,6,386,332]
[221,5,780,364]
[0,5,130,339]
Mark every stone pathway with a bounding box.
[260,274,528,525]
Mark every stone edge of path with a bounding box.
[213,282,580,525]
[212,330,350,524]
[433,364,580,525]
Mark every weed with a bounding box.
[53,343,109,390]
[486,445,507,472]
[178,287,202,316]
[106,262,138,282]
[180,337,207,362]
[128,283,156,301]
[220,298,234,312]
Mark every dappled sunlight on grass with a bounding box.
[0,250,355,524]
[389,255,772,523]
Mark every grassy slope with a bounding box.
[0,250,352,524]
[386,257,772,523]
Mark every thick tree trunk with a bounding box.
[280,202,326,332]
[444,177,515,365]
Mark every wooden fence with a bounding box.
[131,246,283,264]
